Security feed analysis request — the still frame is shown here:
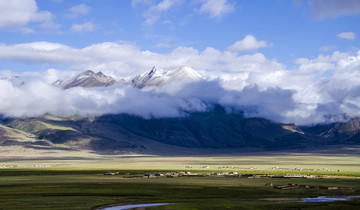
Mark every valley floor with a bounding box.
[0,172,359,209]
[0,150,359,209]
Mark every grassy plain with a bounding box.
[0,153,359,209]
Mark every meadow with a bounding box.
[0,153,359,209]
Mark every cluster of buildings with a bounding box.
[272,183,353,191]
[189,165,341,172]
[270,166,341,172]
[104,171,316,179]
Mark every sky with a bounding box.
[0,0,360,125]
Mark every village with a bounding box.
[100,164,346,179]
[104,169,316,179]
[103,168,354,193]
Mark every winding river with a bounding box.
[100,203,175,210]
[100,196,360,209]
[298,196,360,203]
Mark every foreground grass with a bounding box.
[0,173,359,209]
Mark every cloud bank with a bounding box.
[1,35,360,125]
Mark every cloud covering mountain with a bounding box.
[0,47,360,126]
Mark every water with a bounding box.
[101,196,360,209]
[101,203,174,210]
[299,196,360,203]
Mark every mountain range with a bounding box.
[0,105,359,155]
[51,66,202,90]
[0,68,360,155]
[52,70,117,89]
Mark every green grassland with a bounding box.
[0,174,359,209]
[0,154,359,209]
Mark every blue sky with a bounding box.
[0,0,360,124]
[0,0,359,73]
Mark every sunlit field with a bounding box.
[1,152,360,175]
[0,152,359,209]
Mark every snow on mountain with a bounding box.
[164,66,202,80]
[51,66,201,90]
[53,70,116,89]
[131,66,202,89]
[131,66,164,89]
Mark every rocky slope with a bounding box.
[53,70,116,89]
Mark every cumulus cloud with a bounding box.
[67,4,91,18]
[337,32,356,40]
[71,22,95,32]
[0,0,55,30]
[0,41,283,77]
[308,0,360,19]
[0,73,296,124]
[199,0,235,19]
[1,40,360,125]
[227,35,272,52]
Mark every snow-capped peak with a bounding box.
[164,66,201,80]
[53,70,116,89]
[131,66,164,89]
[131,66,202,89]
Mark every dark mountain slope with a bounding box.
[6,107,360,154]
[302,118,360,144]
[51,106,324,150]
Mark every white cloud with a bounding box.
[0,0,55,29]
[308,0,360,19]
[68,4,91,18]
[142,0,183,25]
[71,22,95,32]
[227,35,272,52]
[0,73,296,123]
[2,41,360,125]
[337,32,356,40]
[199,0,235,19]
[0,41,283,77]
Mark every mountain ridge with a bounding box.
[53,70,117,89]
[53,66,202,89]
[131,66,202,89]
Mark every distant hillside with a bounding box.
[1,106,349,155]
[302,118,360,144]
